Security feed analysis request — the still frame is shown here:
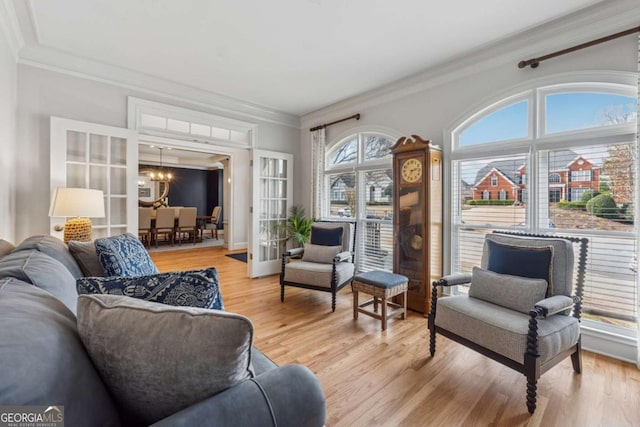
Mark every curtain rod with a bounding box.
[309,113,360,132]
[518,25,640,69]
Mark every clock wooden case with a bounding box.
[390,135,442,315]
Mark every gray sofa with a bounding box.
[0,235,326,427]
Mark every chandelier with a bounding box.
[149,147,173,182]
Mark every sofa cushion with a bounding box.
[77,268,224,310]
[301,243,342,264]
[95,233,158,277]
[14,235,83,279]
[0,278,120,425]
[469,267,548,314]
[0,249,78,314]
[485,239,554,295]
[310,225,343,246]
[0,239,15,260]
[68,240,105,277]
[77,294,254,425]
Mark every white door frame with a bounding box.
[136,133,246,250]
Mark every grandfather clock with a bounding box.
[391,135,442,315]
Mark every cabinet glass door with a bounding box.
[50,117,138,240]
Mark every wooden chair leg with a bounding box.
[381,296,387,331]
[571,339,582,373]
[353,290,359,319]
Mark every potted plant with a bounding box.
[277,205,313,249]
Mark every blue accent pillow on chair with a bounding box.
[77,267,224,310]
[486,239,554,295]
[310,226,343,246]
[95,233,159,277]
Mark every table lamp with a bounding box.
[49,188,106,243]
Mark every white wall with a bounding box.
[15,65,300,245]
[300,36,638,212]
[0,24,16,242]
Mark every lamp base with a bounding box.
[63,217,93,244]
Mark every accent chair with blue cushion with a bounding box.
[428,232,588,414]
[280,221,357,312]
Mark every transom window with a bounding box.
[324,132,395,272]
[451,80,638,340]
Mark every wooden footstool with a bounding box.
[353,271,408,331]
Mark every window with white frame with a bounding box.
[571,170,592,182]
[324,132,395,272]
[451,82,638,340]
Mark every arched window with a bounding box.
[450,78,638,338]
[324,132,395,272]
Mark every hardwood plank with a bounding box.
[150,247,640,427]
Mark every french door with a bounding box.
[250,149,293,277]
[50,117,138,240]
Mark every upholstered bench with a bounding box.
[352,271,408,331]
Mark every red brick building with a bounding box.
[472,155,599,203]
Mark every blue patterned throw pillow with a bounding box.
[95,233,159,277]
[77,267,224,310]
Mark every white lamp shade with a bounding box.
[49,188,106,218]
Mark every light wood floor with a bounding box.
[150,247,640,427]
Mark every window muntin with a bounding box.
[545,92,637,135]
[327,137,357,167]
[452,82,638,331]
[324,132,394,272]
[459,100,528,147]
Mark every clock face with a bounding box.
[401,158,423,183]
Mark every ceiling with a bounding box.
[11,0,609,116]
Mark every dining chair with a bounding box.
[154,208,176,248]
[176,207,197,245]
[203,206,222,239]
[138,207,153,247]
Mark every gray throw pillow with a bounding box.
[301,243,342,264]
[68,241,105,277]
[0,249,78,314]
[469,267,548,314]
[76,294,255,425]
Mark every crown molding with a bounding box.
[301,0,640,126]
[17,44,301,129]
[0,0,24,61]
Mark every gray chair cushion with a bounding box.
[14,235,83,279]
[0,249,78,314]
[283,260,355,288]
[68,240,105,277]
[482,233,574,296]
[77,294,255,426]
[435,295,580,364]
[0,239,15,259]
[301,244,342,264]
[251,347,278,376]
[468,267,548,314]
[0,278,120,426]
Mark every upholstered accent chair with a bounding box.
[428,232,588,414]
[280,221,357,312]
